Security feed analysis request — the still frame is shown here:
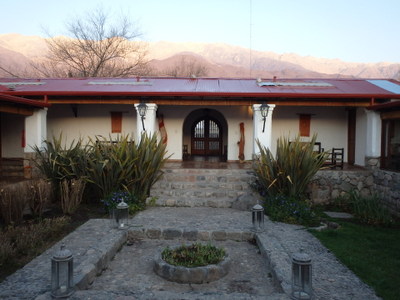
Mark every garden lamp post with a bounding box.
[260,103,270,133]
[291,249,312,300]
[251,203,264,232]
[137,102,147,131]
[116,200,129,229]
[51,243,74,298]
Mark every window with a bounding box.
[111,112,122,133]
[381,118,400,172]
[299,114,311,137]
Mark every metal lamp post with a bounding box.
[51,243,74,298]
[251,203,265,232]
[137,102,147,131]
[291,249,312,300]
[260,103,270,133]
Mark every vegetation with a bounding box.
[311,219,400,300]
[162,243,226,268]
[331,190,393,227]
[252,134,327,226]
[0,216,71,281]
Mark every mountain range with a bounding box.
[1,33,399,79]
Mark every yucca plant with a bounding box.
[85,133,169,202]
[253,134,328,199]
[31,133,89,186]
[85,135,138,199]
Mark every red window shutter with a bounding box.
[111,112,122,133]
[299,114,311,137]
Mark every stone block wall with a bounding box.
[308,169,374,204]
[373,169,400,216]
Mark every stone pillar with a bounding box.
[135,103,158,141]
[252,104,275,157]
[24,108,47,152]
[364,109,381,168]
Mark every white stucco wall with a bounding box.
[1,113,25,157]
[47,104,137,144]
[271,106,348,161]
[355,108,367,166]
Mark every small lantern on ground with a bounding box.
[51,243,74,298]
[115,200,129,229]
[251,203,264,232]
[291,249,312,300]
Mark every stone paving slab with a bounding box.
[0,207,381,300]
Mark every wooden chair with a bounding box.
[331,148,344,169]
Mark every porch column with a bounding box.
[24,108,47,152]
[252,104,275,157]
[365,109,381,157]
[135,103,158,141]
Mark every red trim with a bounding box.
[21,129,26,148]
[0,93,51,108]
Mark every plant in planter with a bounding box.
[162,243,226,267]
[154,243,230,284]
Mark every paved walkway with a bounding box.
[0,207,380,300]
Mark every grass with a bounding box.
[310,219,400,300]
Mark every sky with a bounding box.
[0,0,399,63]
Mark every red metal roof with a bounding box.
[0,77,399,99]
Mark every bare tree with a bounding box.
[163,56,208,77]
[33,7,150,77]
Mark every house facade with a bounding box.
[1,77,400,212]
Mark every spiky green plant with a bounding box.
[31,133,89,185]
[253,134,328,199]
[85,133,169,202]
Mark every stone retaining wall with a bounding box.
[373,169,400,216]
[308,169,374,204]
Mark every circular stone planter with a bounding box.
[153,246,231,284]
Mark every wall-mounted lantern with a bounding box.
[251,203,265,232]
[51,243,74,298]
[137,102,147,131]
[291,249,312,300]
[260,103,270,133]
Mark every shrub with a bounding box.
[86,133,169,203]
[0,183,27,225]
[263,195,320,227]
[253,134,328,199]
[101,190,143,214]
[26,179,53,218]
[0,234,15,268]
[346,190,393,227]
[59,178,86,215]
[162,243,226,267]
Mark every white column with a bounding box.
[135,103,158,141]
[364,109,381,157]
[252,104,275,157]
[24,108,47,152]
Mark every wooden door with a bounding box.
[191,117,222,156]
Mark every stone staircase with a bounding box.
[148,167,257,208]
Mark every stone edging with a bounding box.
[153,248,231,284]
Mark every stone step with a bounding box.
[151,187,246,199]
[152,181,249,191]
[147,196,238,208]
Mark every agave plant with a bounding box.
[253,134,328,199]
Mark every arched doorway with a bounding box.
[183,108,228,161]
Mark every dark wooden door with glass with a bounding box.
[191,117,222,157]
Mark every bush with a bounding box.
[344,190,393,227]
[59,178,86,215]
[26,179,53,218]
[101,190,144,215]
[0,183,27,225]
[263,195,320,227]
[253,134,328,199]
[162,243,226,267]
